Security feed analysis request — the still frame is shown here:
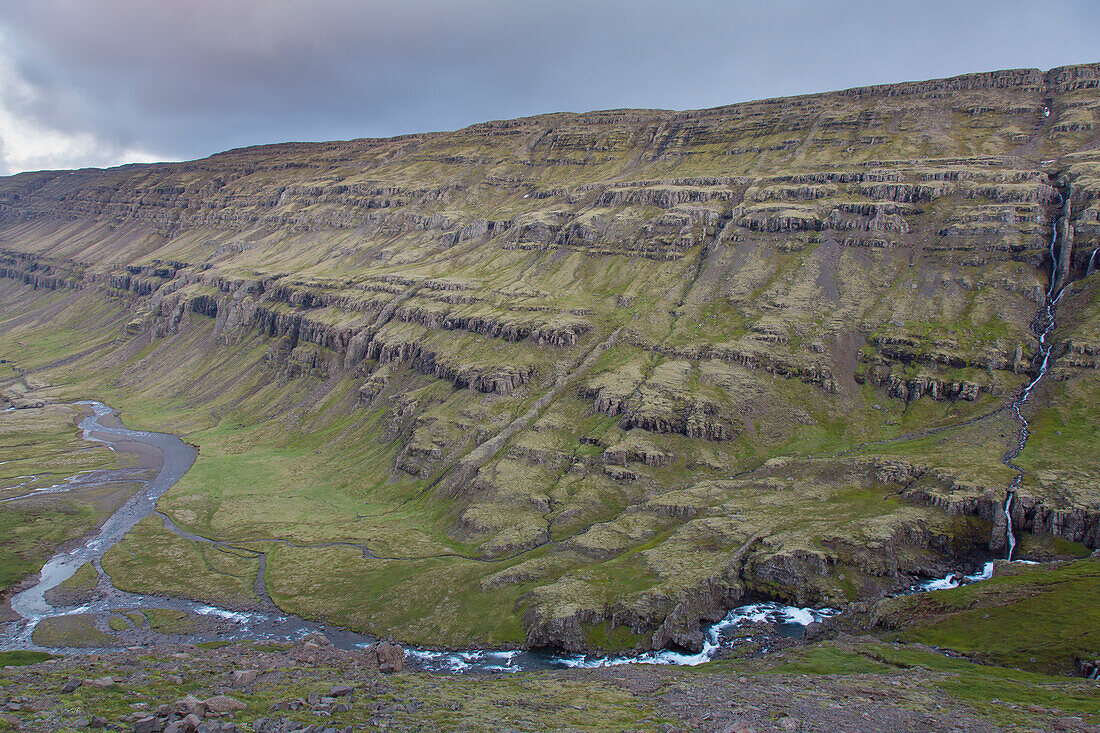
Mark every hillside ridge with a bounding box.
[0,62,1098,654]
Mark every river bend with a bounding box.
[0,401,991,673]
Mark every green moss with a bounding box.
[0,132,1094,654]
[103,515,261,608]
[583,622,648,652]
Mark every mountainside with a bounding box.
[1,64,1099,653]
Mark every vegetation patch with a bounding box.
[872,559,1100,675]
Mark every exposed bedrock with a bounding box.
[519,521,984,654]
[871,458,1100,553]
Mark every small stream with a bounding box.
[0,401,997,673]
[999,187,1074,560]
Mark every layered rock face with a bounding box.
[2,64,1100,652]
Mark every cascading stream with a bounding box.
[1003,492,1017,562]
[999,186,1070,561]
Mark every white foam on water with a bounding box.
[403,600,839,673]
[406,648,488,673]
[918,561,995,591]
[971,561,995,580]
[192,605,265,624]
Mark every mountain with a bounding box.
[0,64,1098,656]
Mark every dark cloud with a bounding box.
[0,0,1097,172]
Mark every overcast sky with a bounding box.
[0,0,1097,175]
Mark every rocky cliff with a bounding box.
[1,64,1099,652]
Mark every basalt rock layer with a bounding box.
[1,64,1099,652]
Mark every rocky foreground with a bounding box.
[0,631,1097,733]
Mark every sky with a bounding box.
[0,0,1097,175]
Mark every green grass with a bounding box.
[766,644,894,675]
[0,188,1095,652]
[0,650,56,666]
[144,609,196,634]
[103,515,261,608]
[583,622,649,651]
[0,98,1096,729]
[31,614,115,648]
[1014,372,1100,506]
[0,504,97,591]
[764,641,1100,723]
[875,560,1100,675]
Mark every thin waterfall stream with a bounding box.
[999,185,1072,561]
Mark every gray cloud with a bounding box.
[0,0,1097,173]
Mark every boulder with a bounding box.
[194,723,239,733]
[164,716,200,733]
[367,641,405,673]
[330,683,354,697]
[719,721,756,733]
[133,716,162,733]
[229,669,258,687]
[803,622,825,641]
[670,630,705,652]
[177,695,206,717]
[297,631,332,648]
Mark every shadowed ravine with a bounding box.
[0,399,994,673]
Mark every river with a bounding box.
[0,400,993,673]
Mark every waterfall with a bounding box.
[1003,491,1016,562]
[1088,249,1097,276]
[998,188,1067,561]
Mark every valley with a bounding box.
[0,62,1098,731]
